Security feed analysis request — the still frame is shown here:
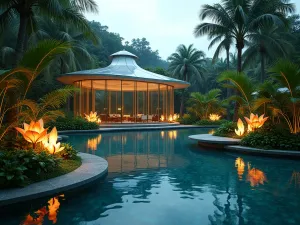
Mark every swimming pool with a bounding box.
[3,128,300,225]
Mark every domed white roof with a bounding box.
[58,50,190,90]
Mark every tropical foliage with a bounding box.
[188,89,227,120]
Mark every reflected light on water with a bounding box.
[235,157,245,180]
[208,129,215,135]
[290,171,300,188]
[168,130,177,140]
[247,166,267,187]
[87,134,102,151]
[21,195,64,225]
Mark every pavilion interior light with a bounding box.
[43,127,64,154]
[84,111,101,124]
[235,118,245,136]
[209,114,221,121]
[15,119,48,149]
[235,157,245,180]
[244,113,268,131]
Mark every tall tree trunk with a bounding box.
[7,12,28,124]
[15,13,29,65]
[260,53,265,83]
[226,48,231,120]
[234,43,244,121]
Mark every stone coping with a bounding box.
[0,153,108,207]
[225,145,300,158]
[188,134,241,145]
[58,125,218,134]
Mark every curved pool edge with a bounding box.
[225,145,300,159]
[0,153,108,207]
[58,125,218,134]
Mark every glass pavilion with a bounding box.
[58,50,189,123]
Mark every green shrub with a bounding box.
[0,150,59,188]
[195,119,227,126]
[213,121,237,137]
[241,127,300,150]
[178,114,198,125]
[59,143,78,159]
[46,116,99,131]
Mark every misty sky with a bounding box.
[85,0,300,60]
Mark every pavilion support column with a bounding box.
[91,81,95,112]
[147,83,149,122]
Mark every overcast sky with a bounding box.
[85,0,300,60]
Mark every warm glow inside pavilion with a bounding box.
[58,50,190,123]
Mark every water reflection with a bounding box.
[290,171,300,188]
[4,129,300,225]
[235,157,245,180]
[247,164,267,187]
[21,195,64,225]
[87,134,102,151]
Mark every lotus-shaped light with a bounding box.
[173,114,178,121]
[84,111,101,123]
[43,127,64,154]
[209,114,221,121]
[168,115,173,122]
[160,115,165,122]
[15,119,48,149]
[235,118,245,136]
[244,113,268,130]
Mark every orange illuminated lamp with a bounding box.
[168,115,173,122]
[244,113,268,131]
[15,119,48,149]
[209,114,221,121]
[43,127,64,154]
[160,115,165,122]
[173,114,179,121]
[84,111,101,124]
[235,118,245,136]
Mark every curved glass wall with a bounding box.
[72,80,174,123]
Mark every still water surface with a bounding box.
[3,128,300,225]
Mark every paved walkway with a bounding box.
[188,134,241,145]
[0,153,108,207]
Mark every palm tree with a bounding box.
[0,0,98,63]
[194,0,295,72]
[168,44,206,116]
[254,60,300,134]
[188,89,227,120]
[31,18,96,74]
[218,71,256,116]
[243,26,294,82]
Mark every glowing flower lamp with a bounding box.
[168,115,173,122]
[84,111,101,124]
[160,115,165,122]
[173,114,178,121]
[43,127,64,154]
[209,114,221,121]
[244,113,268,130]
[15,119,48,149]
[235,118,245,136]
